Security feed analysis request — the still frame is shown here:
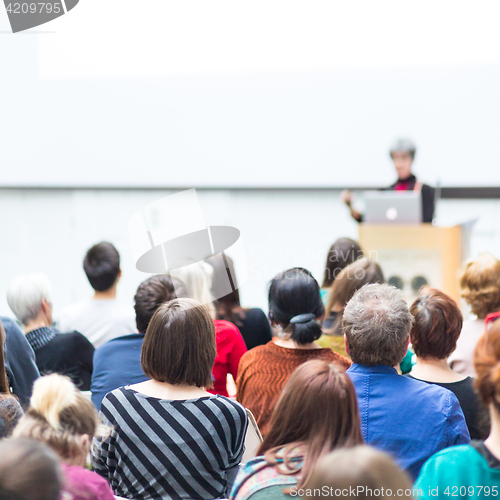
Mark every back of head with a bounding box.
[206,254,241,319]
[6,273,52,326]
[326,258,385,315]
[13,374,100,464]
[259,360,363,489]
[0,437,62,500]
[460,253,500,319]
[169,261,215,317]
[389,138,417,160]
[474,320,500,411]
[134,274,189,333]
[343,283,413,367]
[141,298,216,388]
[268,267,324,345]
[322,238,364,289]
[410,287,463,360]
[83,241,121,292]
[304,445,413,500]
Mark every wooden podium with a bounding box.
[359,224,466,305]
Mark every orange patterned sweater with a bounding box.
[236,341,351,436]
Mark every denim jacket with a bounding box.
[347,364,470,480]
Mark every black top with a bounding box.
[406,375,490,440]
[25,327,94,391]
[386,174,435,223]
[218,308,272,351]
[470,441,500,470]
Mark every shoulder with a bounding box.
[325,349,351,368]
[214,319,241,336]
[62,464,115,499]
[418,444,481,477]
[96,334,143,354]
[239,343,272,364]
[58,331,94,349]
[212,395,248,418]
[245,308,269,321]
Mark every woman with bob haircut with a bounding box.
[415,320,500,496]
[236,268,351,436]
[303,446,413,500]
[13,373,115,500]
[318,258,384,357]
[92,298,248,500]
[0,438,63,500]
[231,360,363,499]
[450,253,500,376]
[408,287,489,440]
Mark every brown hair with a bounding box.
[410,287,463,360]
[258,360,363,490]
[474,320,500,411]
[0,438,62,500]
[304,446,414,499]
[460,253,500,319]
[13,374,103,465]
[322,238,364,289]
[134,275,188,333]
[141,298,216,388]
[324,258,384,333]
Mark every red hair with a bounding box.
[474,320,500,411]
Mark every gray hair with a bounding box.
[343,283,414,367]
[7,274,52,326]
[389,138,416,160]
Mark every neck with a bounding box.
[485,405,500,459]
[131,379,211,400]
[24,318,50,334]
[411,356,464,382]
[93,285,117,300]
[273,338,320,350]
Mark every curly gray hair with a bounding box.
[343,283,414,367]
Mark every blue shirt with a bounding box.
[347,364,470,480]
[91,333,148,410]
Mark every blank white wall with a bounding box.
[1,188,500,323]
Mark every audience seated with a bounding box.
[236,267,351,436]
[171,261,247,397]
[303,446,414,500]
[13,374,115,500]
[231,360,363,499]
[415,319,500,497]
[320,238,364,304]
[0,321,23,437]
[91,274,188,410]
[207,254,272,350]
[0,438,63,500]
[92,298,248,500]
[449,253,500,377]
[344,283,470,480]
[319,257,384,357]
[1,315,39,407]
[58,242,136,348]
[408,287,489,440]
[7,273,94,390]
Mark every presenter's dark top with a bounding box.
[25,326,94,390]
[385,174,435,223]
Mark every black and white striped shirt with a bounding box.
[92,387,248,500]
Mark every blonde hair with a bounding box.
[13,374,106,465]
[460,253,500,319]
[304,445,413,499]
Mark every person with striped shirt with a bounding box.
[92,297,248,500]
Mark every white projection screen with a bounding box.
[1,0,499,188]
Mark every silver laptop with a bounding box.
[363,191,422,224]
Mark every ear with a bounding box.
[41,298,50,313]
[344,334,350,357]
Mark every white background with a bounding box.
[0,1,500,187]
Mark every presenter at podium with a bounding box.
[341,139,435,223]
